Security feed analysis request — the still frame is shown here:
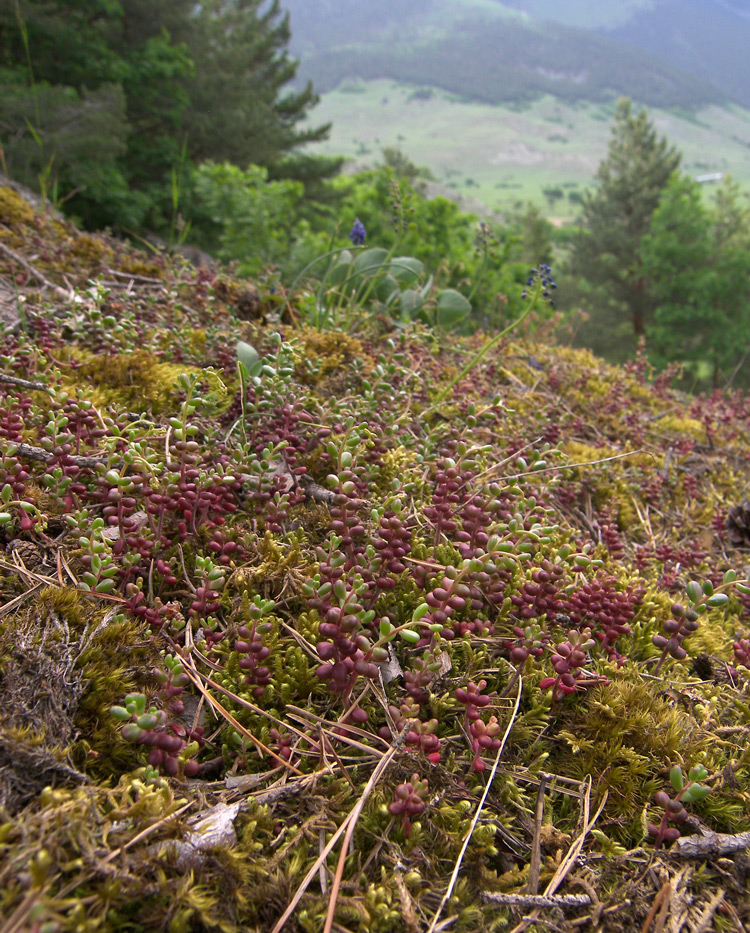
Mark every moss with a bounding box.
[0,187,35,226]
[657,414,707,439]
[553,674,706,822]
[118,254,165,279]
[294,326,373,388]
[65,347,202,415]
[69,232,114,264]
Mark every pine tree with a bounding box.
[180,0,335,171]
[0,0,339,228]
[641,174,750,388]
[569,98,681,336]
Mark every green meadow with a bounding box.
[311,80,750,214]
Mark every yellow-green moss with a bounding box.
[118,254,165,279]
[657,414,708,439]
[69,232,113,264]
[0,187,35,226]
[65,348,202,415]
[554,673,706,822]
[294,326,372,386]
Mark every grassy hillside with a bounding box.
[500,0,659,28]
[307,82,750,213]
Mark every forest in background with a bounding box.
[1,0,750,391]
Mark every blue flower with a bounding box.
[349,218,366,246]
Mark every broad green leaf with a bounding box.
[389,256,423,284]
[399,288,424,319]
[328,258,353,287]
[236,340,259,372]
[376,272,399,303]
[353,247,388,277]
[436,288,471,328]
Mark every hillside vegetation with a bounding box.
[3,176,750,932]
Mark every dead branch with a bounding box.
[11,442,109,469]
[0,242,70,300]
[0,373,48,391]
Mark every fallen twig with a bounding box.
[104,267,164,285]
[509,779,609,933]
[298,474,337,505]
[527,774,547,895]
[0,242,70,299]
[482,892,591,909]
[692,888,726,933]
[11,442,109,470]
[672,828,750,858]
[0,372,48,391]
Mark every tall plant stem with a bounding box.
[434,279,543,404]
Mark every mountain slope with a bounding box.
[602,0,750,108]
[285,0,723,110]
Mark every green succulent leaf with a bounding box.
[706,593,729,607]
[399,628,421,644]
[682,784,709,803]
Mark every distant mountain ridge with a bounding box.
[602,0,750,107]
[284,0,739,110]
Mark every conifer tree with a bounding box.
[178,0,339,191]
[0,0,338,228]
[641,174,750,387]
[570,99,681,336]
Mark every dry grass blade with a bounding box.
[0,240,70,298]
[321,728,409,933]
[0,886,47,933]
[425,675,523,933]
[271,726,408,933]
[0,581,43,618]
[508,778,608,933]
[180,658,303,774]
[527,774,547,895]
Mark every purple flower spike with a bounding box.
[349,218,366,246]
